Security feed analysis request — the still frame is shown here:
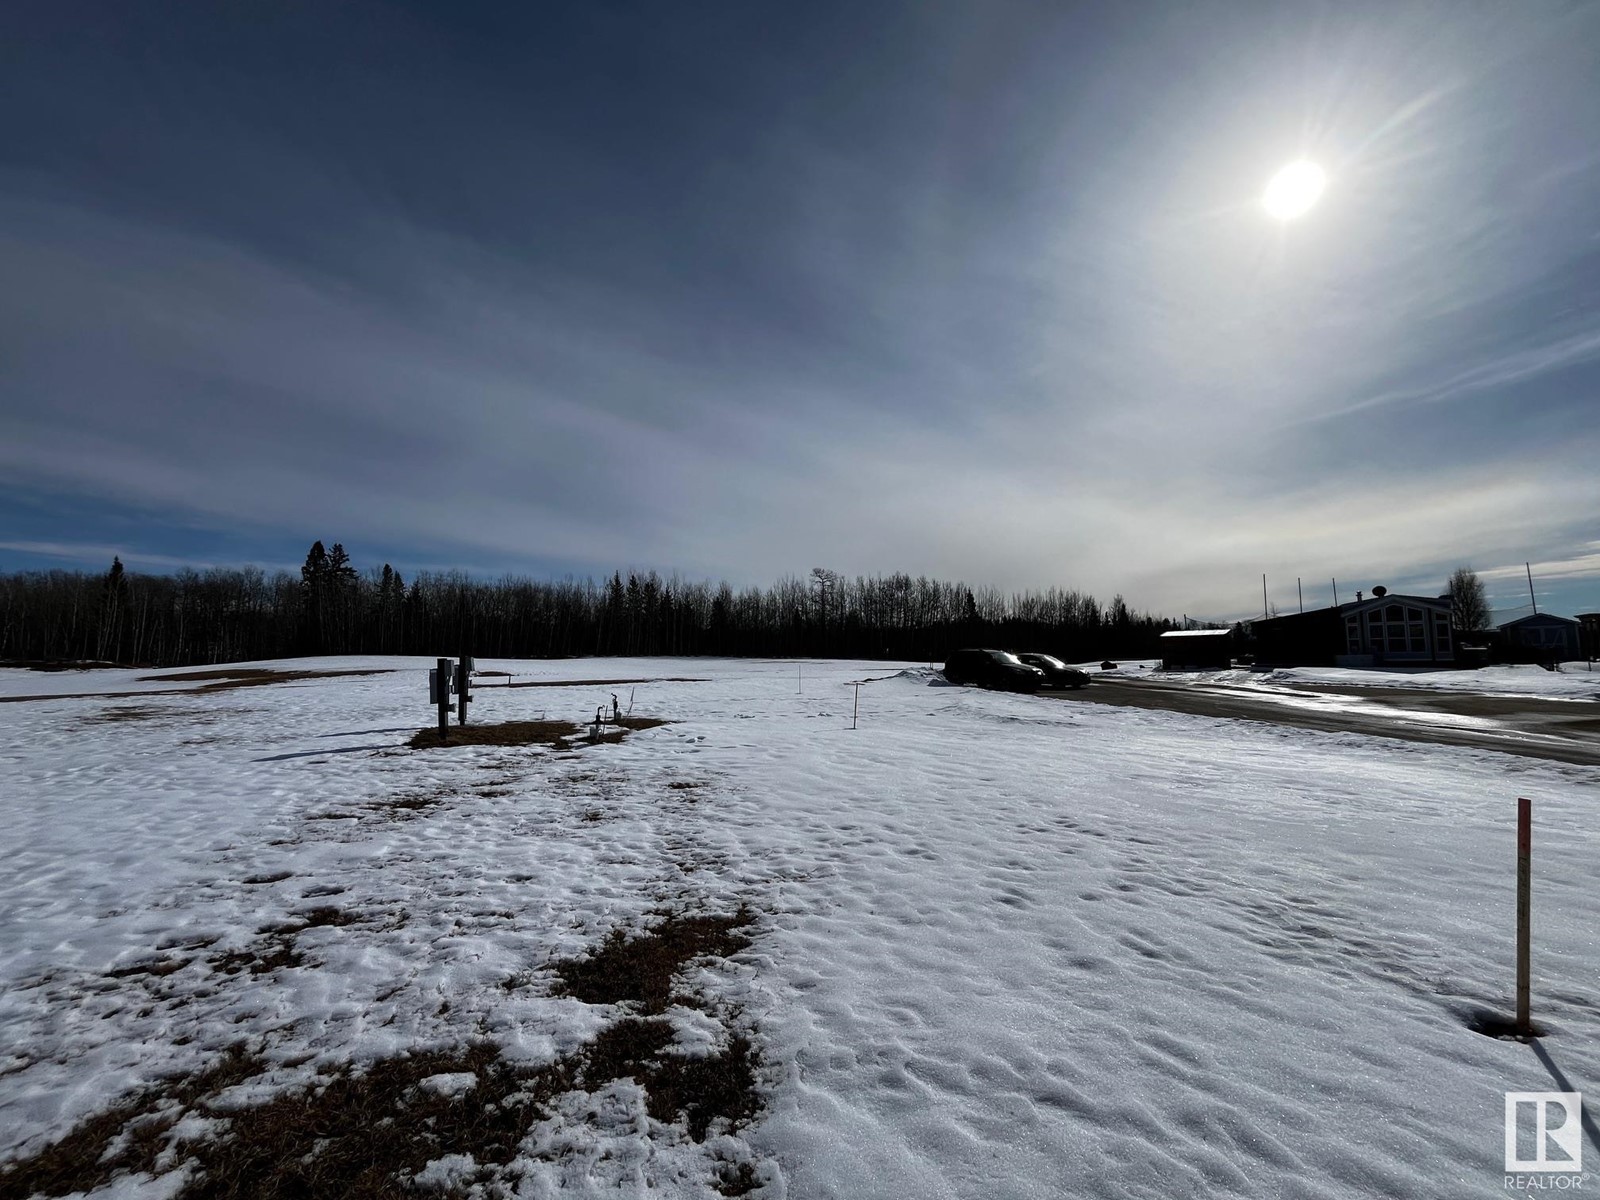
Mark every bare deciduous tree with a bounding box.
[1448,567,1490,633]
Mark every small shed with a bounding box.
[1579,613,1600,659]
[1498,613,1582,662]
[1159,629,1233,670]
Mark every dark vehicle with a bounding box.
[943,648,1047,692]
[1014,653,1091,689]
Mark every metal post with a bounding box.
[436,657,452,743]
[1297,578,1303,613]
[1262,574,1268,619]
[852,682,860,730]
[456,654,470,726]
[1516,796,1532,1036]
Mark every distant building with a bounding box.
[1579,613,1600,659]
[1252,586,1454,668]
[1497,613,1582,662]
[1158,628,1233,670]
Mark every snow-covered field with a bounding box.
[2,656,1596,1198]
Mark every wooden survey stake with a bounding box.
[1516,796,1532,1036]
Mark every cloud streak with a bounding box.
[1,2,1598,620]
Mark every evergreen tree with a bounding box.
[97,556,126,661]
[300,541,330,653]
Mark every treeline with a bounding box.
[0,544,1186,668]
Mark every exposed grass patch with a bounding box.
[1,1031,762,1198]
[408,720,582,751]
[78,704,185,725]
[553,909,753,1014]
[0,1044,262,1199]
[369,792,448,818]
[5,910,765,1197]
[612,716,671,731]
[1,667,390,705]
[207,907,360,977]
[408,716,671,752]
[505,676,708,689]
[139,668,390,691]
[3,659,127,671]
[106,957,190,979]
[240,870,293,886]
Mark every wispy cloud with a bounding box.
[0,541,287,574]
[1310,325,1600,422]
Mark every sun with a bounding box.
[1262,160,1326,220]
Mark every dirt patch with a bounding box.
[77,704,186,725]
[407,720,582,751]
[2,659,127,671]
[408,716,671,752]
[172,668,390,693]
[505,677,708,689]
[1,668,391,705]
[553,909,753,1014]
[368,791,449,818]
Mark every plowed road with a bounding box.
[1041,673,1600,766]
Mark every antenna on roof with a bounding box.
[1332,577,1339,606]
[1526,562,1538,615]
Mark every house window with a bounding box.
[1386,605,1403,621]
[1407,607,1423,622]
[1409,623,1425,651]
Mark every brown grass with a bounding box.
[77,705,183,725]
[407,719,582,750]
[553,909,753,1014]
[407,716,671,752]
[505,677,707,689]
[0,1045,262,1199]
[3,911,764,1197]
[1,668,391,705]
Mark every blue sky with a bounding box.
[2,1,1597,621]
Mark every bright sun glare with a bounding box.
[1262,160,1326,220]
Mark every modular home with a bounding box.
[1252,587,1454,668]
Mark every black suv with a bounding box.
[1014,653,1091,689]
[942,649,1047,692]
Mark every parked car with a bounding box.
[1014,653,1091,689]
[942,648,1047,692]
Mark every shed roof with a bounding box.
[1160,629,1231,639]
[1498,612,1579,629]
